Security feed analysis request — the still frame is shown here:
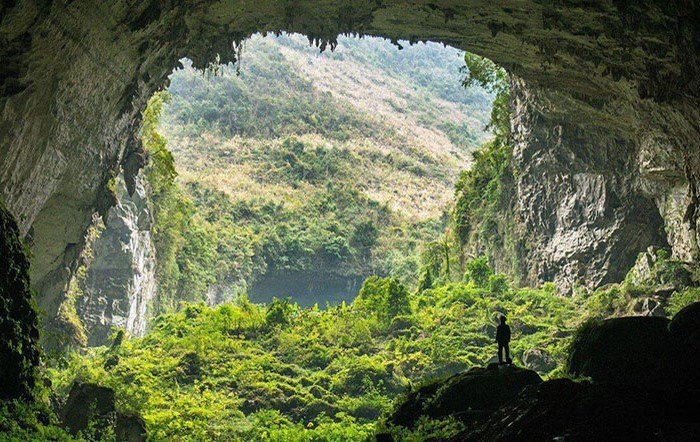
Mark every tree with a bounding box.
[465,257,493,288]
[265,297,295,327]
[416,267,433,293]
[386,278,411,320]
[461,53,510,138]
[354,276,411,327]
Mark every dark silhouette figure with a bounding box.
[496,315,511,364]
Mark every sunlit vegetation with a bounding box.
[450,53,521,278]
[144,34,493,309]
[48,268,584,441]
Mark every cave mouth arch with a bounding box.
[0,1,698,356]
[127,32,496,318]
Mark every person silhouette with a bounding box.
[496,315,511,364]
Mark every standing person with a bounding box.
[496,315,511,364]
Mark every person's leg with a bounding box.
[505,343,510,363]
[498,343,503,363]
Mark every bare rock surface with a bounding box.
[76,174,156,345]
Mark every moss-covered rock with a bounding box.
[567,306,700,390]
[567,316,671,386]
[0,201,40,400]
[383,364,541,431]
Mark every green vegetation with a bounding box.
[0,401,73,441]
[584,249,700,318]
[47,268,584,441]
[12,252,695,441]
[451,51,523,278]
[146,34,493,308]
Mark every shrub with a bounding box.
[464,257,493,288]
[266,298,295,328]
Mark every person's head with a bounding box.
[500,315,507,324]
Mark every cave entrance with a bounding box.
[2,1,694,358]
[77,32,497,338]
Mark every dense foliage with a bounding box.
[7,252,694,441]
[48,269,583,441]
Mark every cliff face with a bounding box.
[0,201,39,400]
[77,175,156,345]
[505,78,700,289]
[1,0,699,335]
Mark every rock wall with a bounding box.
[77,175,156,345]
[507,80,668,289]
[1,0,699,335]
[0,201,39,400]
[506,75,700,289]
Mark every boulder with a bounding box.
[61,382,115,436]
[668,302,700,388]
[567,316,671,386]
[383,365,541,429]
[669,302,700,339]
[462,378,700,441]
[61,381,147,440]
[116,413,147,442]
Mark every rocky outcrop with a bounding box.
[458,378,700,441]
[0,201,39,400]
[77,174,156,345]
[380,364,542,434]
[568,302,700,390]
[567,316,672,386]
[61,381,146,441]
[1,1,699,331]
[507,80,672,289]
[60,382,116,436]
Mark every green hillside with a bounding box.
[155,33,493,308]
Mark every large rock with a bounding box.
[61,382,116,436]
[568,307,700,389]
[669,302,700,339]
[61,381,147,440]
[567,317,672,387]
[459,378,700,441]
[0,201,40,400]
[383,364,541,430]
[668,302,700,389]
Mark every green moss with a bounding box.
[0,200,41,401]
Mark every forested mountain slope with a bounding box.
[156,34,492,307]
